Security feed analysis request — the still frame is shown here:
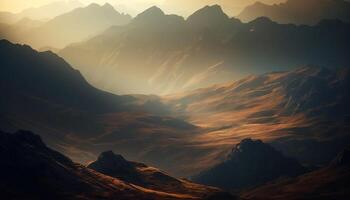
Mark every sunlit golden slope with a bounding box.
[164,66,350,169]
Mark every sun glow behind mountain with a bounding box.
[1,0,285,16]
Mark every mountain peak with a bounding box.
[230,138,270,158]
[187,4,229,27]
[86,2,100,9]
[188,4,227,19]
[98,150,126,162]
[88,151,132,172]
[200,4,224,13]
[102,2,114,9]
[193,138,305,189]
[136,6,164,18]
[85,2,115,11]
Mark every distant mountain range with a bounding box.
[238,0,350,25]
[18,0,83,21]
[0,0,83,24]
[0,130,233,200]
[60,5,350,94]
[0,3,131,49]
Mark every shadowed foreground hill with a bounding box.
[0,130,235,200]
[241,148,350,200]
[88,151,234,199]
[192,139,305,189]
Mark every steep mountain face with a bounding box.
[241,148,350,200]
[59,5,350,94]
[192,139,305,189]
[164,66,350,169]
[0,130,233,200]
[0,40,203,178]
[88,151,235,199]
[238,0,350,25]
[1,3,131,49]
[0,39,128,113]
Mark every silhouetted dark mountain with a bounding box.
[0,40,203,178]
[0,39,128,113]
[192,139,305,189]
[0,130,234,200]
[0,130,145,199]
[242,148,350,200]
[88,151,235,199]
[60,5,350,94]
[187,5,231,28]
[238,0,350,25]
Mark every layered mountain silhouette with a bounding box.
[242,148,350,200]
[88,151,234,199]
[0,3,131,49]
[192,138,305,189]
[17,0,84,21]
[0,130,234,200]
[238,0,350,25]
[1,39,349,179]
[60,5,350,94]
[0,40,200,177]
[0,0,83,24]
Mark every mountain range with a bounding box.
[164,65,350,168]
[0,39,202,177]
[0,3,131,49]
[0,130,234,200]
[59,5,350,95]
[2,39,349,179]
[238,0,350,25]
[1,1,350,199]
[0,0,83,24]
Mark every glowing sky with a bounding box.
[0,0,285,16]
